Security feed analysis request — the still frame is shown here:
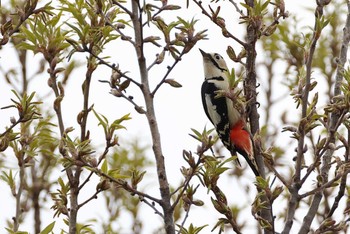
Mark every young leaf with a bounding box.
[39,221,55,234]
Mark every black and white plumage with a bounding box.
[199,49,241,150]
[199,49,259,176]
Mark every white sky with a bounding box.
[0,1,341,233]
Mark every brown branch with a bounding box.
[265,162,290,189]
[151,53,183,97]
[327,127,350,218]
[300,110,347,186]
[91,167,162,204]
[243,0,274,232]
[139,196,164,218]
[78,145,110,191]
[130,1,174,233]
[171,144,209,210]
[298,1,350,234]
[192,0,247,48]
[13,154,25,232]
[111,0,133,16]
[228,0,244,16]
[1,1,38,46]
[85,48,141,87]
[298,170,347,199]
[282,2,331,233]
[176,203,192,234]
[78,190,101,209]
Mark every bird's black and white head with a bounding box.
[199,49,228,80]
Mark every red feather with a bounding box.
[229,120,253,157]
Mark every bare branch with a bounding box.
[130,1,175,233]
[298,1,350,233]
[192,0,247,48]
[151,53,183,97]
[139,196,164,218]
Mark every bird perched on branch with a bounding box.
[199,48,259,176]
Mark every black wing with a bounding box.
[201,80,231,150]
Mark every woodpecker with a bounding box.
[199,49,259,176]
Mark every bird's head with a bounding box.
[199,49,228,79]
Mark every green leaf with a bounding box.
[39,221,55,234]
[92,109,108,131]
[108,169,129,179]
[164,79,182,88]
[101,159,108,173]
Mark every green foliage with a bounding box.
[17,11,69,61]
[2,0,350,233]
[240,0,270,18]
[50,177,70,218]
[0,170,16,196]
[0,91,42,153]
[93,109,131,146]
[2,90,42,123]
[61,0,121,58]
[189,127,218,150]
[39,221,55,234]
[100,141,152,233]
[4,228,29,234]
[176,223,208,234]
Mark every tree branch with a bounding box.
[130,1,174,233]
[243,0,273,232]
[298,1,350,233]
[282,2,332,233]
[327,127,350,218]
[192,0,247,48]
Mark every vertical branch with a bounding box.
[80,56,94,141]
[47,56,76,233]
[31,165,41,234]
[68,54,96,234]
[298,1,349,233]
[130,0,174,233]
[244,0,273,233]
[13,155,25,232]
[18,50,28,96]
[282,1,333,233]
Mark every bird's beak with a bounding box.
[199,48,209,59]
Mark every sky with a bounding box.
[0,0,336,233]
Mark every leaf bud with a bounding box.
[10,116,16,124]
[110,88,123,97]
[0,137,9,152]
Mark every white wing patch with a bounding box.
[205,94,222,126]
[226,98,241,127]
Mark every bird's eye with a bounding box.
[215,55,221,60]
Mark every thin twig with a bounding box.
[13,155,25,232]
[282,2,328,233]
[298,170,349,199]
[192,0,247,48]
[326,127,350,218]
[0,118,21,138]
[265,162,290,189]
[92,167,162,204]
[228,0,244,16]
[176,202,192,234]
[140,196,164,218]
[298,1,349,233]
[103,16,137,47]
[151,54,183,97]
[78,146,110,191]
[171,147,207,209]
[85,48,141,87]
[111,0,133,16]
[78,190,102,209]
